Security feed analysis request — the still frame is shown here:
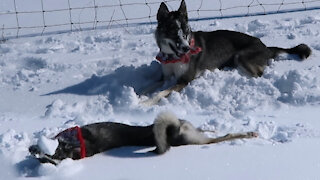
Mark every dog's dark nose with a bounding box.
[29,145,41,154]
[182,46,190,53]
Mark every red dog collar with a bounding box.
[55,126,86,159]
[156,38,202,64]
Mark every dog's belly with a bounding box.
[162,62,189,80]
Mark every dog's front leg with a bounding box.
[140,84,186,106]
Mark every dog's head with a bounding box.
[155,0,192,57]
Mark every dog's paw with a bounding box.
[247,132,259,138]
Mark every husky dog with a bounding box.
[29,112,257,165]
[141,0,311,106]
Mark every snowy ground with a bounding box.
[1,2,320,180]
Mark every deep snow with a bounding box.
[1,1,320,180]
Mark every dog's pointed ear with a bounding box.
[178,0,188,17]
[157,2,169,21]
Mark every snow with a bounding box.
[37,136,58,156]
[1,0,320,179]
[38,158,83,178]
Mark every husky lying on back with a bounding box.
[141,0,311,106]
[29,112,257,165]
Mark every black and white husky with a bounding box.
[29,112,257,165]
[141,0,311,105]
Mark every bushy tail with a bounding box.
[268,43,311,60]
[153,111,180,154]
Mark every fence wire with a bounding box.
[1,0,320,40]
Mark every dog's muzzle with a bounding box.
[156,38,202,64]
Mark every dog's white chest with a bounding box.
[162,62,189,80]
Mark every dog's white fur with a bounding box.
[176,20,190,49]
[159,38,177,54]
[178,120,210,144]
[161,62,189,80]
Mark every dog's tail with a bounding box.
[153,111,180,154]
[268,44,311,60]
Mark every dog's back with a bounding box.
[81,122,155,156]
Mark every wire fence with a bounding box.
[1,0,320,41]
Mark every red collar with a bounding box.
[75,126,86,159]
[156,38,202,64]
[55,126,86,159]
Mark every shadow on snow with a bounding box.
[104,146,157,158]
[44,61,162,98]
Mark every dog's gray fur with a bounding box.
[141,0,312,105]
[29,112,257,164]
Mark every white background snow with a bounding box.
[1,0,320,179]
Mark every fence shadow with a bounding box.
[44,61,162,97]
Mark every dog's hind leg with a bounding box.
[234,47,272,77]
[140,84,186,106]
[205,132,258,144]
[236,44,311,77]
